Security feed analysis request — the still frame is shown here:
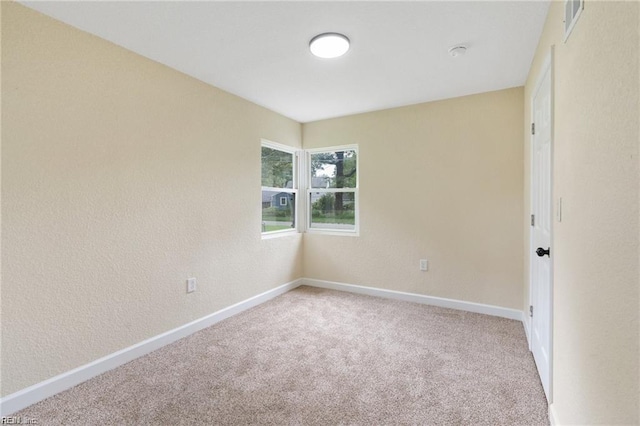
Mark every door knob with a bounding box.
[536,247,550,257]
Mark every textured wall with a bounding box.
[1,3,302,396]
[0,0,4,400]
[524,1,639,424]
[302,88,524,310]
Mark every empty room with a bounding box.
[1,1,638,425]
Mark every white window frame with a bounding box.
[261,139,299,238]
[305,144,359,236]
[563,0,584,42]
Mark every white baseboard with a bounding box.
[302,278,523,321]
[0,278,302,416]
[2,277,526,416]
[549,403,559,425]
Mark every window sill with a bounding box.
[305,229,359,237]
[261,229,300,240]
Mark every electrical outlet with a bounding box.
[187,278,197,293]
[419,259,428,271]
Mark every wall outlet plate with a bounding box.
[187,278,197,293]
[419,259,428,271]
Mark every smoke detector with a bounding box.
[448,45,468,58]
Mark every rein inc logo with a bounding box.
[1,417,37,425]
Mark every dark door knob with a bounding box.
[536,247,550,257]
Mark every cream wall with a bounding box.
[303,88,524,310]
[6,2,638,422]
[524,1,639,424]
[1,3,302,396]
[0,0,4,401]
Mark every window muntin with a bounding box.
[261,141,297,236]
[307,146,358,235]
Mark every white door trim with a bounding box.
[528,48,554,403]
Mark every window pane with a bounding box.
[572,0,581,17]
[262,191,295,232]
[309,192,356,230]
[310,150,357,189]
[262,147,293,188]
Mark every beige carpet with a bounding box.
[15,286,548,425]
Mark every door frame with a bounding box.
[528,48,554,403]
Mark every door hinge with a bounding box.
[531,123,535,135]
[529,305,534,317]
[531,214,535,226]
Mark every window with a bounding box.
[261,140,297,236]
[307,146,358,234]
[564,0,583,42]
[260,141,358,236]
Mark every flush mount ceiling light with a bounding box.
[309,33,350,59]
[448,45,468,58]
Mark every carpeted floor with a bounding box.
[15,286,549,425]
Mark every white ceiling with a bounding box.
[21,1,550,123]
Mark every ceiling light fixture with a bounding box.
[309,33,350,59]
[448,45,468,58]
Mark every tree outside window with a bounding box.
[261,142,297,235]
[308,147,358,233]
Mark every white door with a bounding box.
[530,56,553,401]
